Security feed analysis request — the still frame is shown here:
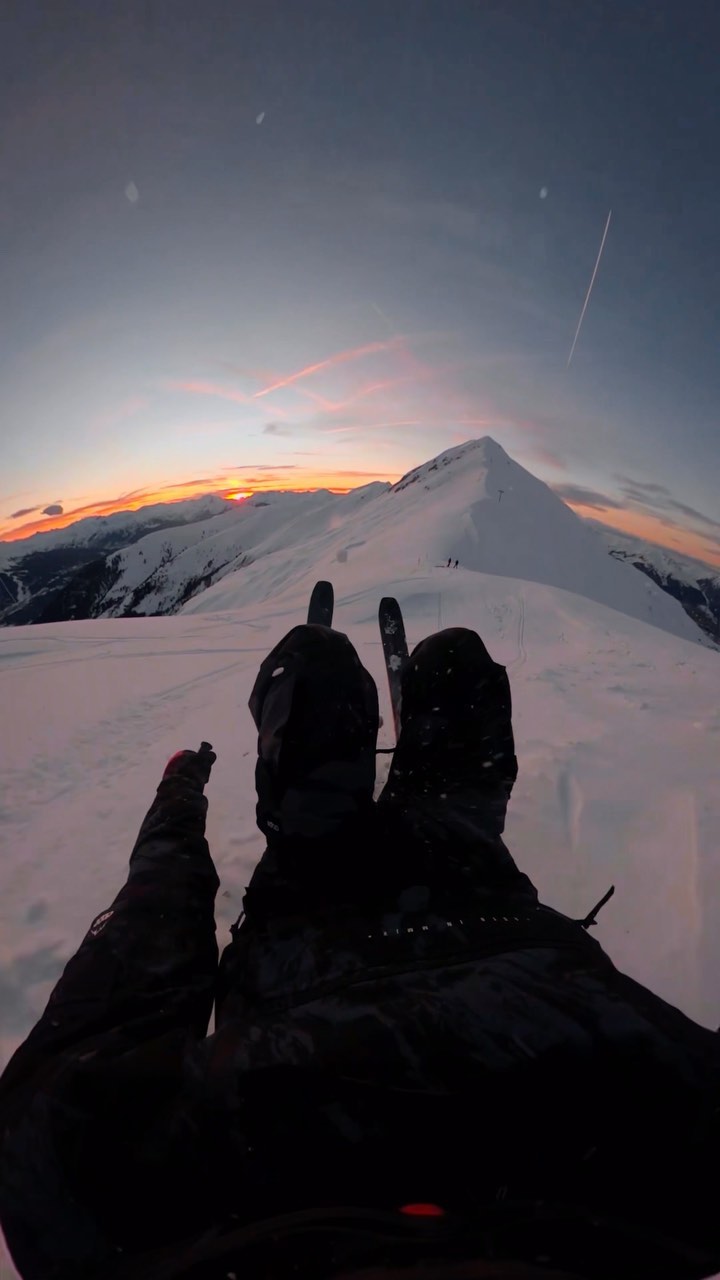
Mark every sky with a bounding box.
[1,0,718,565]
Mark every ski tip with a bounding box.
[307,580,335,626]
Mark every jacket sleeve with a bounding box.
[0,771,221,1279]
[0,769,219,1122]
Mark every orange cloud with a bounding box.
[1,478,230,542]
[0,467,399,543]
[567,503,720,569]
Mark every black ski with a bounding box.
[378,596,408,740]
[307,580,334,626]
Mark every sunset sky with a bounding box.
[2,2,718,565]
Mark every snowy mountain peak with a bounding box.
[391,436,510,495]
[178,436,704,647]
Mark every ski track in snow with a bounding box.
[506,593,527,673]
[557,766,584,852]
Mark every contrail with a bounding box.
[169,379,252,405]
[567,210,612,368]
[370,301,397,335]
[253,337,404,399]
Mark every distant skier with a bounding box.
[453,559,459,569]
[1,622,720,1280]
[446,556,452,567]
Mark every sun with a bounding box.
[226,491,253,501]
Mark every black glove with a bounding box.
[162,741,216,787]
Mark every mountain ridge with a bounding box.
[0,438,715,649]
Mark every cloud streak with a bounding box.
[556,478,720,567]
[557,474,720,545]
[616,478,720,533]
[552,483,624,511]
[615,475,670,496]
[252,338,405,398]
[167,379,253,405]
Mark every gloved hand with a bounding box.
[162,741,216,787]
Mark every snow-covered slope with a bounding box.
[2,568,719,1078]
[93,483,391,618]
[0,487,392,625]
[0,494,236,625]
[0,494,233,563]
[94,490,341,616]
[588,522,720,645]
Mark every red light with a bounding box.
[399,1203,445,1217]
